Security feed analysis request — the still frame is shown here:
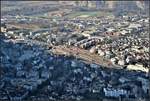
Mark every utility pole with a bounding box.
[75,1,79,7]
[96,0,100,9]
[86,0,89,7]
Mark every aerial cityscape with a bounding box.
[0,1,150,101]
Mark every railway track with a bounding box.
[52,45,122,69]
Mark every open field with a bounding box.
[66,11,113,18]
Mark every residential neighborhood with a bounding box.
[0,1,150,101]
